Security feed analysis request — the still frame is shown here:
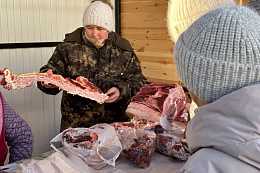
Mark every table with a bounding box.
[103,152,185,173]
[0,150,56,173]
[0,148,186,173]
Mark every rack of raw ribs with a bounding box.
[0,68,191,169]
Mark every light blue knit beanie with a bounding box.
[174,6,260,102]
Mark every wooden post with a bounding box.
[242,0,253,4]
[238,0,253,5]
[234,0,242,5]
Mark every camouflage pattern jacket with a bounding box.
[37,27,147,131]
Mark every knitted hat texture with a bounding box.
[167,0,236,43]
[82,1,114,32]
[174,6,260,102]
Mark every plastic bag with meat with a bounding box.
[121,128,157,169]
[124,121,190,161]
[111,122,157,168]
[50,123,122,169]
[156,133,191,161]
[111,122,135,141]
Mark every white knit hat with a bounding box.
[167,0,236,43]
[82,1,114,32]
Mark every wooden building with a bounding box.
[121,0,250,84]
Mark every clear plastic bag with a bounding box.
[156,133,191,160]
[121,128,156,169]
[50,123,122,170]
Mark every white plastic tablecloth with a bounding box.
[0,148,186,173]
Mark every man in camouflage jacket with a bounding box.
[37,25,146,131]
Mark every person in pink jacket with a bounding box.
[0,92,33,165]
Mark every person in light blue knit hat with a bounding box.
[174,6,260,173]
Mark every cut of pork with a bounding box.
[0,68,108,104]
[126,82,187,131]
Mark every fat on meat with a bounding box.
[126,82,187,131]
[0,68,108,104]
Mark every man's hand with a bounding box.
[105,87,120,103]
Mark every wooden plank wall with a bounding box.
[238,0,252,4]
[243,0,252,4]
[121,0,181,84]
[120,0,252,85]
